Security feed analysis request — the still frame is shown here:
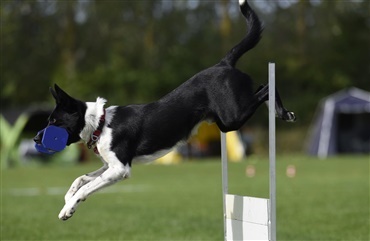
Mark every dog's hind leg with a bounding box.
[64,157,108,203]
[58,153,130,221]
[253,84,296,122]
[216,84,295,132]
[216,85,268,132]
[274,87,296,122]
[255,84,296,122]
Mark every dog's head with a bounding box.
[34,84,87,146]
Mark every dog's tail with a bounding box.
[221,0,263,67]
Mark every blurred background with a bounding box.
[1,0,369,166]
[1,1,369,240]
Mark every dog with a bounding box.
[34,0,296,221]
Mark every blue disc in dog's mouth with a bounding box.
[35,125,68,154]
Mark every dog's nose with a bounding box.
[34,129,45,144]
[33,135,41,144]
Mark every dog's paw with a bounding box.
[58,205,75,221]
[58,198,82,221]
[285,111,296,122]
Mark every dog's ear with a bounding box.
[52,84,74,104]
[49,86,59,102]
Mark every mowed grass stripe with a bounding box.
[5,185,148,196]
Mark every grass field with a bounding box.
[1,155,369,241]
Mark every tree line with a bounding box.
[2,0,369,125]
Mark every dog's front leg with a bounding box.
[58,161,130,221]
[64,158,108,203]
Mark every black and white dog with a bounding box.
[34,0,295,221]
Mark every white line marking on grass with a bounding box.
[6,185,148,197]
[7,187,41,196]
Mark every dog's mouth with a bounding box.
[33,126,69,154]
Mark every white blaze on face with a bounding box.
[239,0,245,5]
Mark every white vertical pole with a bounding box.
[268,63,277,241]
[221,131,228,241]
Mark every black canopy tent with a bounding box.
[307,87,370,158]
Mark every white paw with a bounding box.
[58,204,75,221]
[58,198,82,221]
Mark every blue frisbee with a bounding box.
[35,125,69,154]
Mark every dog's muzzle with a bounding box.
[34,126,69,154]
[33,132,42,145]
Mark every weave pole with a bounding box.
[268,62,276,241]
[221,62,277,241]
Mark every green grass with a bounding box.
[1,155,369,241]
